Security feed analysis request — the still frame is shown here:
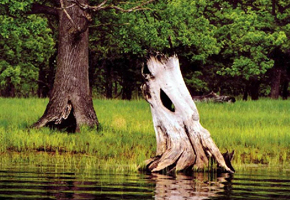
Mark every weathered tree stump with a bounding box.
[141,54,234,173]
[192,92,236,103]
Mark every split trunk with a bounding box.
[141,55,234,173]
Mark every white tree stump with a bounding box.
[141,54,234,173]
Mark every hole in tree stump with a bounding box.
[47,105,77,133]
[160,89,175,112]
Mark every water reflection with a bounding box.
[1,161,290,199]
[151,172,233,200]
[0,163,156,199]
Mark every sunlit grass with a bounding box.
[197,99,290,168]
[0,98,289,171]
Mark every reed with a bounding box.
[0,98,289,170]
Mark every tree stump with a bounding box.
[141,54,234,173]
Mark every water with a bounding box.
[0,163,290,199]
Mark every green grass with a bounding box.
[0,98,289,171]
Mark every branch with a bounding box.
[95,0,108,10]
[68,0,107,11]
[277,3,290,13]
[28,3,58,16]
[35,80,51,89]
[59,0,82,32]
[89,22,130,28]
[69,0,155,12]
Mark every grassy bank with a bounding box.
[0,98,289,171]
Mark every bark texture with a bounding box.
[270,68,282,99]
[141,54,234,173]
[33,0,98,132]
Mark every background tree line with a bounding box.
[1,0,289,100]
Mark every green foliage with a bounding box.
[214,10,275,79]
[0,0,34,14]
[0,13,55,96]
[0,0,290,98]
[89,0,224,97]
[90,0,219,60]
[184,71,209,93]
[210,0,290,82]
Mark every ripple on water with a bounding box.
[0,164,290,199]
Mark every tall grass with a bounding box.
[197,99,290,168]
[0,98,289,170]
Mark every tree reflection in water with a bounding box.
[151,172,233,200]
[0,162,234,200]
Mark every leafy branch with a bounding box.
[68,0,155,12]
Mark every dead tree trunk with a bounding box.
[141,54,234,173]
[192,91,236,103]
[33,0,98,132]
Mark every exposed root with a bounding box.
[150,149,182,172]
[175,148,196,171]
[32,102,77,132]
[146,140,195,173]
[32,117,49,129]
[144,134,234,174]
[202,135,234,173]
[190,135,209,169]
[145,156,161,167]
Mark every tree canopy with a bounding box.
[1,0,289,99]
[0,1,55,97]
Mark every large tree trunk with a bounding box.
[33,0,98,132]
[141,54,234,173]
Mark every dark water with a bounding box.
[0,163,290,199]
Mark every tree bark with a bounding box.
[105,61,113,99]
[37,64,49,98]
[270,68,282,99]
[33,0,98,132]
[121,57,136,100]
[192,91,236,103]
[249,79,260,100]
[2,78,15,97]
[141,54,234,173]
[281,67,290,100]
[282,79,289,100]
[243,85,249,101]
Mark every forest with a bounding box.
[0,0,290,100]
